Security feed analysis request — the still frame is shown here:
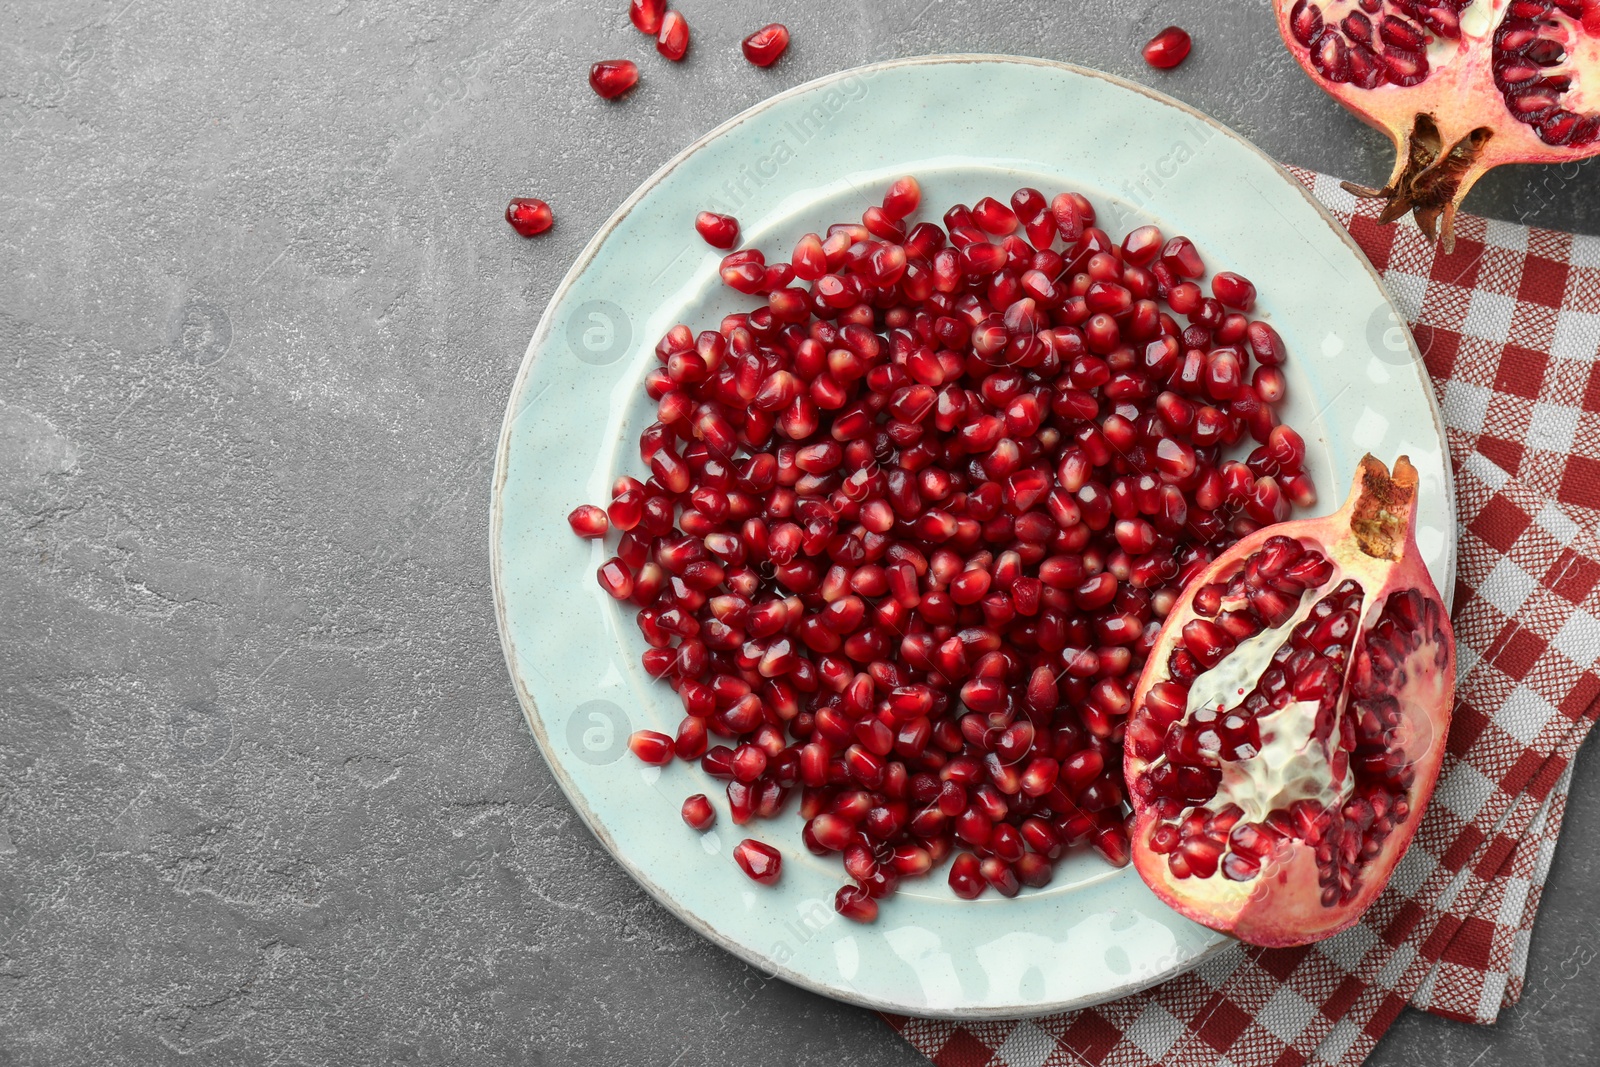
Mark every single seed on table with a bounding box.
[1142,26,1193,69]
[681,793,716,831]
[629,0,666,35]
[741,23,791,67]
[656,10,689,61]
[505,197,553,237]
[589,60,639,99]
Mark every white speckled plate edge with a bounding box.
[490,55,1456,1020]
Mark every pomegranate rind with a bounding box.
[1125,455,1455,947]
[1272,0,1600,251]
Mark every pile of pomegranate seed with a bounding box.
[1142,26,1193,70]
[579,177,1314,919]
[742,23,791,68]
[506,197,554,237]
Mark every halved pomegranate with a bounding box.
[1125,455,1453,946]
[1275,0,1600,250]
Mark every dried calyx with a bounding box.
[1277,0,1600,250]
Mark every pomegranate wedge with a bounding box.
[1125,455,1454,946]
[1275,0,1600,251]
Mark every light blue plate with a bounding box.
[491,55,1454,1018]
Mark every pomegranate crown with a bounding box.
[1348,453,1420,561]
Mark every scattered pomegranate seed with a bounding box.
[567,504,609,538]
[575,178,1314,921]
[1142,26,1192,70]
[505,198,553,237]
[629,0,666,35]
[657,11,689,61]
[696,211,741,250]
[682,793,716,831]
[733,839,783,884]
[589,59,639,100]
[629,730,674,765]
[741,23,790,67]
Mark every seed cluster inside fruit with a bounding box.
[1290,0,1600,145]
[579,178,1317,919]
[1129,532,1449,905]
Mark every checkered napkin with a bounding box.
[882,167,1600,1067]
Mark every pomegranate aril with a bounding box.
[972,197,1019,235]
[1143,26,1193,69]
[733,839,782,885]
[568,504,609,538]
[1211,272,1257,312]
[629,730,674,765]
[589,60,639,99]
[682,793,716,831]
[656,11,689,60]
[948,852,986,899]
[742,23,790,67]
[835,884,878,922]
[505,197,553,237]
[629,0,666,35]
[695,211,740,249]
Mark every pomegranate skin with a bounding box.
[1272,0,1600,252]
[1124,455,1454,947]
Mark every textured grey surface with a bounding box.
[2,0,1597,1064]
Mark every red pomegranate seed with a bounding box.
[733,839,782,885]
[629,0,666,34]
[742,23,790,67]
[570,177,1315,921]
[682,793,716,831]
[881,176,921,221]
[629,730,673,765]
[948,852,985,899]
[589,60,639,99]
[696,211,740,249]
[597,558,634,599]
[567,504,609,538]
[656,11,689,61]
[835,884,878,922]
[1212,271,1257,312]
[505,197,553,237]
[1142,26,1193,69]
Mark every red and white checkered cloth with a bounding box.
[882,167,1600,1067]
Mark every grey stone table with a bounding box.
[3,1,1597,1064]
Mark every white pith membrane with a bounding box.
[1132,551,1371,893]
[1183,590,1355,826]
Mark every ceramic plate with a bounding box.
[491,55,1455,1019]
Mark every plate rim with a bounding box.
[490,52,1456,1019]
